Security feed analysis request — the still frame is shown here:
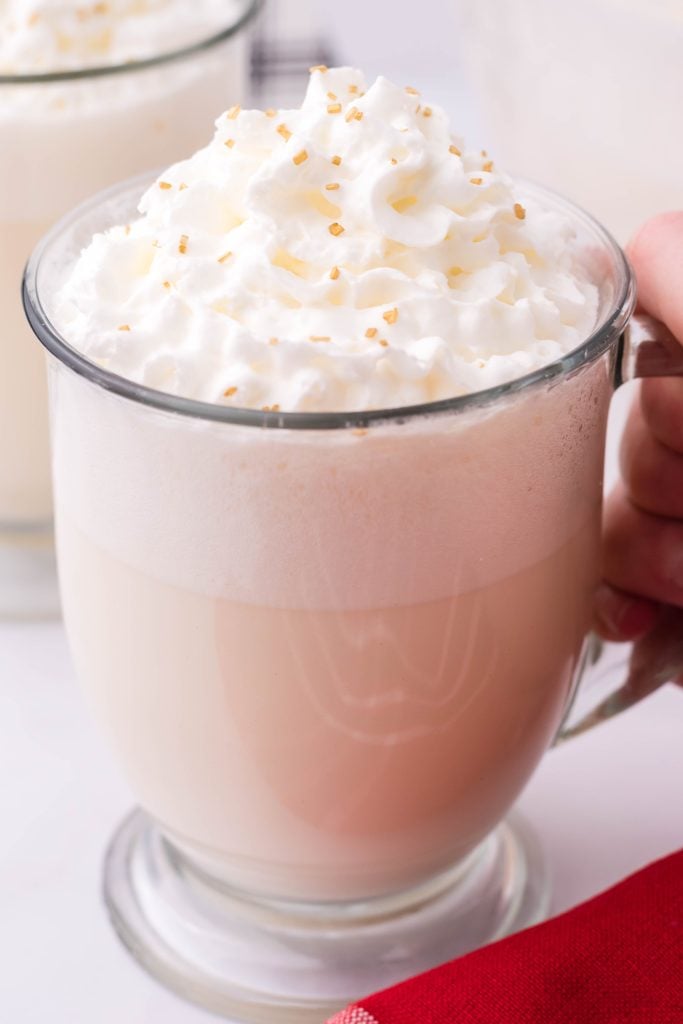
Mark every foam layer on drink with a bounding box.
[0,0,243,73]
[54,67,599,413]
[53,353,611,609]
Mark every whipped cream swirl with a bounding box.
[0,0,243,73]
[55,67,599,413]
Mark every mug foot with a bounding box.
[103,808,550,1022]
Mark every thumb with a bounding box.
[627,211,683,339]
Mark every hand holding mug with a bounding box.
[596,212,683,686]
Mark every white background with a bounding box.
[2,3,683,1021]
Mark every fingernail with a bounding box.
[595,584,658,640]
[618,599,659,638]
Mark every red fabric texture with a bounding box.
[328,850,683,1024]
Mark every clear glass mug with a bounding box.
[23,177,683,1022]
[0,0,260,619]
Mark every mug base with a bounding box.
[0,524,60,620]
[103,808,550,1022]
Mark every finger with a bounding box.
[640,376,683,454]
[627,211,683,342]
[593,582,659,642]
[620,398,683,517]
[602,485,683,607]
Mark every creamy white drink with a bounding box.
[49,68,607,900]
[0,0,254,613]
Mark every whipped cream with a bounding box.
[55,67,600,413]
[0,0,243,73]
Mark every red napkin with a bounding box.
[327,850,683,1024]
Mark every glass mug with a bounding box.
[23,177,683,1022]
[0,0,260,619]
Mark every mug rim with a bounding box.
[0,0,262,85]
[23,173,636,432]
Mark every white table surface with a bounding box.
[3,20,683,1018]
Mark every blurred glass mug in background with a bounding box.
[23,176,683,1022]
[0,0,260,618]
[454,0,683,242]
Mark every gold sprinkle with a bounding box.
[218,251,233,264]
[365,327,378,338]
[405,86,419,96]
[391,157,398,165]
[392,195,418,213]
[117,324,130,332]
[224,386,238,397]
[514,202,527,221]
[327,103,342,115]
[163,281,172,289]
[262,403,281,412]
[277,123,292,141]
[225,139,235,149]
[293,149,309,165]
[448,266,464,277]
[265,108,276,118]
[481,149,488,157]
[470,177,483,185]
[378,339,390,348]
[482,160,494,172]
[309,65,328,73]
[329,222,345,236]
[331,154,342,166]
[422,106,433,118]
[348,83,359,94]
[179,234,189,254]
[330,266,340,280]
[179,183,188,191]
[345,106,359,122]
[159,181,172,190]
[352,428,368,437]
[327,91,337,100]
[227,105,241,120]
[325,182,340,191]
[354,109,364,121]
[449,144,461,156]
[383,307,399,325]
[269,337,279,346]
[310,335,331,342]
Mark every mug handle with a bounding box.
[556,312,683,744]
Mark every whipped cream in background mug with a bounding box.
[0,0,257,617]
[25,65,681,1021]
[0,0,244,72]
